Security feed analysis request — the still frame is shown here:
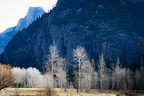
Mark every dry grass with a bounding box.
[55,88,144,96]
[0,88,46,96]
[0,88,144,96]
[53,89,144,96]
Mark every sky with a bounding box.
[0,0,58,33]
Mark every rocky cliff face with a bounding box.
[0,7,44,54]
[16,7,44,31]
[1,0,144,69]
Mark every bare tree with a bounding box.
[81,59,93,92]
[26,67,43,88]
[73,46,93,92]
[135,64,144,89]
[45,45,59,86]
[114,58,121,89]
[55,58,67,89]
[0,64,15,90]
[42,73,54,88]
[44,44,60,88]
[140,63,144,89]
[97,53,109,90]
[92,71,99,89]
[126,68,134,89]
[12,67,27,84]
[45,44,67,89]
[111,58,127,90]
[45,44,60,74]
[73,46,86,92]
[111,63,115,90]
[121,68,127,89]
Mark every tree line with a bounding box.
[0,45,144,92]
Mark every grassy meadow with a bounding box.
[0,88,144,96]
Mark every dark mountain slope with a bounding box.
[1,0,144,69]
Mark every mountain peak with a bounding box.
[0,7,45,54]
[27,7,44,17]
[16,7,45,31]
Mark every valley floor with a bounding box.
[0,88,144,96]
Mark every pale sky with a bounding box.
[0,0,58,33]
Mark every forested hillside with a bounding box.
[0,0,144,69]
